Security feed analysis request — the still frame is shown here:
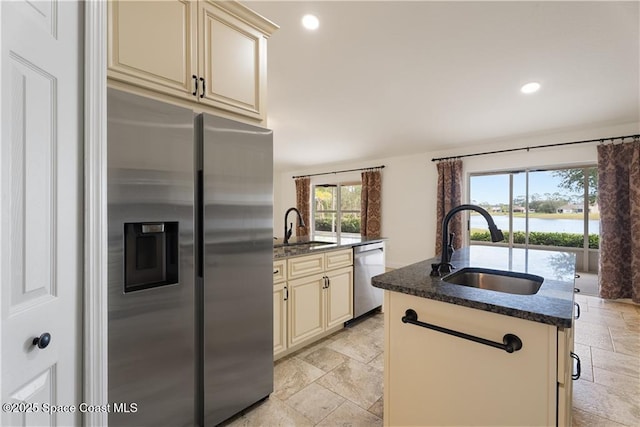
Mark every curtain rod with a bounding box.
[431,134,640,162]
[292,165,385,179]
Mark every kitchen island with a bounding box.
[372,245,577,427]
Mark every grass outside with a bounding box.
[470,228,600,249]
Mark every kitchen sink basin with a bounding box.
[442,267,543,295]
[274,240,334,248]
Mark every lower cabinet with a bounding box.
[325,266,354,328]
[287,273,324,347]
[273,282,287,357]
[557,324,575,427]
[288,266,353,347]
[384,290,575,427]
[273,249,354,359]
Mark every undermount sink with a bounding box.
[442,267,544,295]
[274,240,333,248]
[302,241,334,249]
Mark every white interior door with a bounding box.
[1,1,82,426]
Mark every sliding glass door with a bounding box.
[469,166,598,272]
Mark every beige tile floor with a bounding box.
[223,294,639,427]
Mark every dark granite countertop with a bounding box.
[273,236,386,259]
[372,246,576,328]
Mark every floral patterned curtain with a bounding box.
[435,159,463,256]
[597,139,640,303]
[361,169,382,237]
[295,176,310,237]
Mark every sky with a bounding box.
[470,171,583,205]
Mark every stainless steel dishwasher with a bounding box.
[353,242,385,319]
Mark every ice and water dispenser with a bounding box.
[124,222,179,292]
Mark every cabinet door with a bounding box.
[326,266,354,328]
[198,1,267,121]
[557,325,575,427]
[108,0,197,99]
[273,283,287,356]
[385,291,557,427]
[288,274,325,347]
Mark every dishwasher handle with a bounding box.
[354,242,385,255]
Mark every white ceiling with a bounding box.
[244,1,640,171]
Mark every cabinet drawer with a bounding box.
[273,259,286,284]
[325,249,353,270]
[288,253,325,280]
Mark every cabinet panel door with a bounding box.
[273,283,287,356]
[557,325,575,427]
[108,0,197,99]
[199,1,265,121]
[288,275,325,347]
[326,267,354,328]
[386,291,557,427]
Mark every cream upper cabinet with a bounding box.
[108,0,277,124]
[198,1,269,121]
[108,0,197,100]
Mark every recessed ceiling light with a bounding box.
[302,14,319,30]
[520,82,541,94]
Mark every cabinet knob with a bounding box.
[32,332,51,349]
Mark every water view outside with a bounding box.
[469,167,599,250]
[470,215,599,234]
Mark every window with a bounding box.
[469,166,599,270]
[313,182,361,240]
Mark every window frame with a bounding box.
[312,181,361,241]
[467,164,598,271]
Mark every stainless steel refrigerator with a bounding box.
[107,88,273,426]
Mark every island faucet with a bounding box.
[283,207,305,245]
[431,204,504,276]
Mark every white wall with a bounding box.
[275,122,639,268]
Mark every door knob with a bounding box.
[32,332,51,349]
